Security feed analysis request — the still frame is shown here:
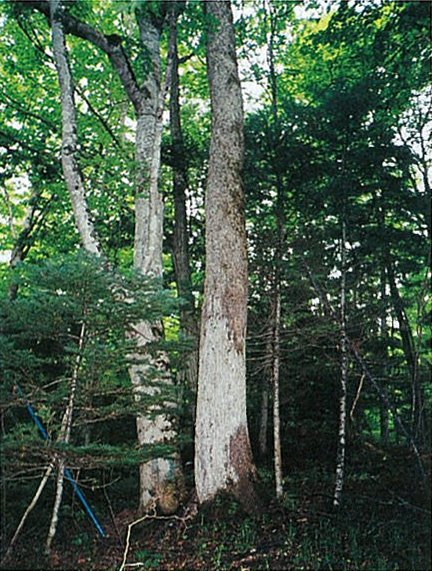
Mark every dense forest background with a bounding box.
[0,1,430,570]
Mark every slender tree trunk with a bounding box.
[272,290,283,501]
[334,219,348,507]
[386,252,424,440]
[380,194,419,431]
[45,319,85,553]
[265,0,284,501]
[50,0,101,257]
[379,265,389,446]
[169,21,199,417]
[45,462,66,554]
[3,322,86,559]
[259,331,272,458]
[2,462,55,564]
[46,3,100,549]
[259,379,269,458]
[7,186,46,300]
[303,259,427,490]
[195,0,258,509]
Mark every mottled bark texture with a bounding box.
[264,0,284,500]
[194,0,258,510]
[333,219,348,507]
[272,290,283,501]
[46,0,182,514]
[129,7,182,514]
[50,0,101,257]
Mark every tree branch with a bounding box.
[50,0,102,256]
[26,0,144,113]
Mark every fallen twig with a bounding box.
[119,501,198,571]
[1,462,55,565]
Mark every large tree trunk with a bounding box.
[194,0,258,509]
[130,7,183,514]
[49,0,182,514]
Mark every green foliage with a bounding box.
[135,548,163,570]
[1,254,181,476]
[244,0,430,462]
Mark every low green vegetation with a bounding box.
[3,452,429,570]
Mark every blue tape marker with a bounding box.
[15,383,106,538]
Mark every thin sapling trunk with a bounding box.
[334,218,348,507]
[273,290,283,501]
[45,319,86,553]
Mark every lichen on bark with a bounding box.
[194,0,258,510]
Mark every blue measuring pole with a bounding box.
[64,468,106,537]
[15,383,106,538]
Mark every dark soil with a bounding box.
[2,446,430,570]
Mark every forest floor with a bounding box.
[2,443,430,571]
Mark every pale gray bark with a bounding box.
[46,0,183,513]
[50,0,101,256]
[272,291,283,501]
[47,4,100,545]
[265,0,284,501]
[333,219,348,507]
[195,0,258,508]
[45,462,66,554]
[133,11,162,276]
[131,8,183,514]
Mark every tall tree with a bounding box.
[264,0,287,502]
[24,0,183,513]
[129,3,183,515]
[169,15,199,418]
[194,0,258,508]
[333,215,349,507]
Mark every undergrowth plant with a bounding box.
[0,253,181,549]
